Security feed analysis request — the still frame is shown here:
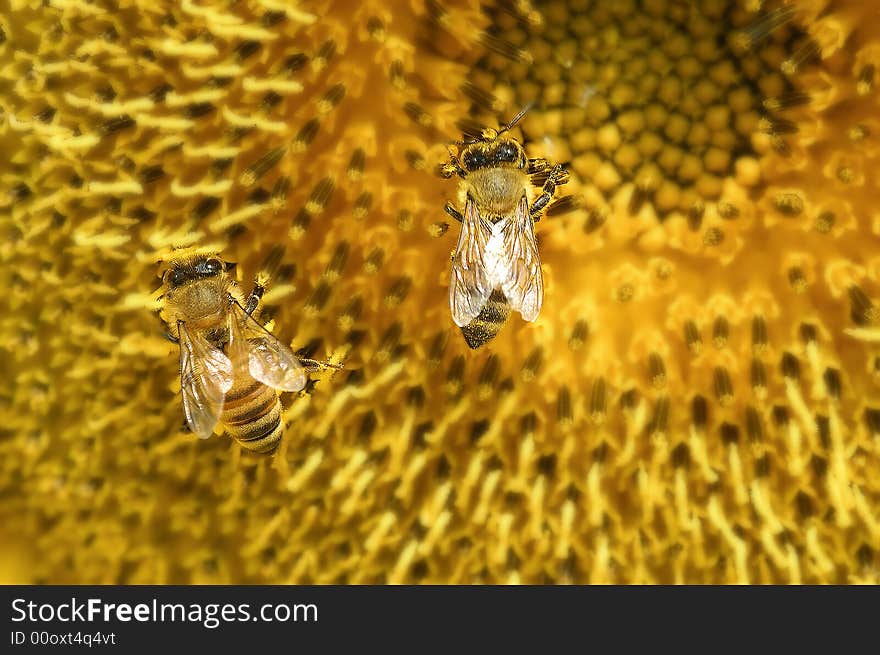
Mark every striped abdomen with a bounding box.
[460,289,510,349]
[221,374,283,454]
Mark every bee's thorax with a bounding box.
[464,168,529,218]
[163,278,235,329]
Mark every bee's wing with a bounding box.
[450,196,493,327]
[229,302,307,392]
[500,195,543,322]
[178,322,234,439]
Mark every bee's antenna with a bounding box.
[450,102,534,146]
[498,101,534,135]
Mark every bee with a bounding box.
[157,247,335,454]
[440,105,569,349]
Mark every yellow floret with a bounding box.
[1,0,879,585]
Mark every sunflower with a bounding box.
[0,0,877,583]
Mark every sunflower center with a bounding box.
[473,0,811,224]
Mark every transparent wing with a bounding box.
[449,197,493,327]
[228,302,307,392]
[178,322,233,439]
[499,195,543,322]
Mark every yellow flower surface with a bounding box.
[1,0,879,583]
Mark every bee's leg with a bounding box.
[530,164,569,220]
[527,158,551,175]
[245,244,286,315]
[301,379,320,395]
[243,283,265,316]
[299,357,344,372]
[444,202,464,223]
[440,155,468,180]
[157,313,179,343]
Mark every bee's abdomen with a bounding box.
[221,379,283,454]
[460,290,510,349]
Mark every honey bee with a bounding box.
[157,247,335,454]
[440,105,569,348]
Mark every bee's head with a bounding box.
[459,138,527,172]
[453,104,533,173]
[157,251,239,324]
[160,255,234,289]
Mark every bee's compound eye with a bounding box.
[498,142,517,161]
[168,268,187,287]
[202,258,223,275]
[463,150,485,171]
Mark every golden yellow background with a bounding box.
[1,0,878,583]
